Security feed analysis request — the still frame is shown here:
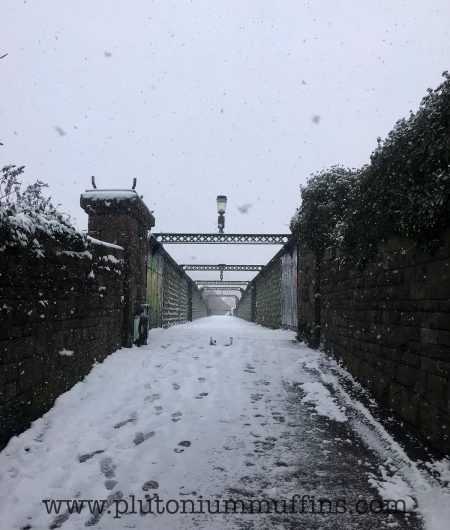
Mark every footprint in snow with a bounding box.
[98,457,119,490]
[154,405,163,415]
[172,382,181,390]
[272,412,285,423]
[198,377,206,383]
[195,392,208,399]
[254,439,275,451]
[134,432,155,446]
[104,479,118,490]
[85,491,123,527]
[142,480,159,491]
[78,450,105,463]
[114,417,136,429]
[171,411,182,422]
[49,510,71,529]
[100,457,115,478]
[174,441,191,453]
[145,393,160,404]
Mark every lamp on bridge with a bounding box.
[216,195,227,234]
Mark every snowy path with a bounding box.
[1,317,449,530]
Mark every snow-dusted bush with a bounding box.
[0,165,87,256]
[290,166,359,259]
[291,71,450,264]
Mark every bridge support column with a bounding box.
[80,189,155,347]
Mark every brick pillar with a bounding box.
[80,189,155,347]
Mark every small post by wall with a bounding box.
[80,188,155,347]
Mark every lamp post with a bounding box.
[216,195,227,233]
[218,264,225,280]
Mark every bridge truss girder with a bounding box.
[181,264,262,271]
[152,233,290,245]
[201,287,244,293]
[195,280,249,286]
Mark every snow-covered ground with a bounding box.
[1,316,449,530]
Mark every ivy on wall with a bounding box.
[291,71,450,264]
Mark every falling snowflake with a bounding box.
[237,203,252,214]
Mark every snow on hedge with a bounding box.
[0,165,87,256]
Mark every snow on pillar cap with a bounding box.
[80,189,155,229]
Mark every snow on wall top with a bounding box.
[80,188,155,228]
[87,236,124,251]
[80,189,139,201]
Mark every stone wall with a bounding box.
[255,259,282,329]
[192,287,208,321]
[297,246,320,346]
[235,285,254,322]
[298,230,450,453]
[147,238,207,327]
[236,243,296,329]
[0,236,124,449]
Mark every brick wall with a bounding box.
[236,243,296,329]
[255,259,282,329]
[192,288,208,321]
[236,241,298,329]
[298,230,450,453]
[147,238,207,327]
[297,246,320,346]
[0,236,124,448]
[235,285,254,321]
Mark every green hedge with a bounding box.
[291,71,450,264]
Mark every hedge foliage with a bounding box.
[0,165,87,256]
[291,71,450,264]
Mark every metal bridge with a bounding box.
[195,280,249,286]
[201,286,244,293]
[152,233,291,245]
[181,264,263,271]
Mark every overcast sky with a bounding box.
[1,0,449,281]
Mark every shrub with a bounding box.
[290,166,359,260]
[291,71,450,264]
[0,165,86,255]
